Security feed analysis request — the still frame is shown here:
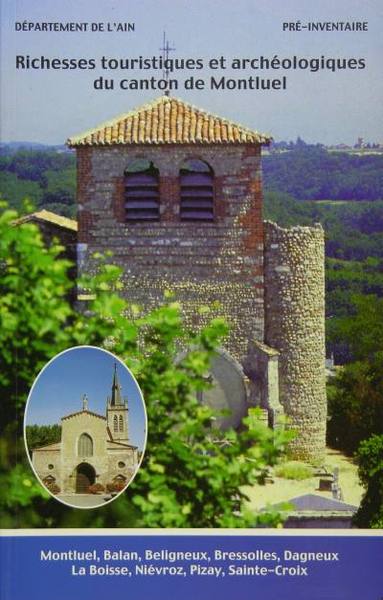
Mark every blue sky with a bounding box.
[0,0,382,145]
[24,346,146,450]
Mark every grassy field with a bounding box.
[244,448,364,513]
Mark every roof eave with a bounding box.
[66,95,272,148]
[67,138,272,148]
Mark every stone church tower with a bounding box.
[68,96,326,462]
[107,363,129,443]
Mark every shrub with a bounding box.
[47,483,60,495]
[275,461,313,481]
[105,481,126,493]
[88,483,105,495]
[327,357,383,455]
[113,481,126,492]
[327,295,383,455]
[353,434,383,528]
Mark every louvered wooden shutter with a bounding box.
[125,171,160,221]
[180,172,214,221]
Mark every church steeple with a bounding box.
[110,363,124,406]
[107,363,129,442]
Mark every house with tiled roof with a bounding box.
[16,210,78,285]
[68,95,327,462]
[32,364,138,496]
[16,209,78,231]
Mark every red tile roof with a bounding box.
[67,96,271,147]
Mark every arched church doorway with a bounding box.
[197,350,248,429]
[75,463,96,493]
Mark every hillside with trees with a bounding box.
[263,192,383,261]
[264,142,383,201]
[0,148,76,217]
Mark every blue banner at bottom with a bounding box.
[1,533,382,600]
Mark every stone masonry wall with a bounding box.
[61,412,108,492]
[264,221,326,462]
[77,143,264,361]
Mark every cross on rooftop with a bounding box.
[159,31,176,96]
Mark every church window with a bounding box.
[113,415,118,432]
[119,415,124,431]
[78,433,93,457]
[179,159,214,221]
[118,461,126,468]
[124,159,160,221]
[48,464,54,470]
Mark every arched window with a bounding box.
[113,415,118,432]
[124,159,160,221]
[179,159,214,221]
[78,433,93,457]
[119,415,124,432]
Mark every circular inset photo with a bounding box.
[24,346,147,509]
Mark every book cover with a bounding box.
[1,0,382,598]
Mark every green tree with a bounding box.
[41,167,76,209]
[0,171,43,210]
[327,295,383,454]
[327,357,383,454]
[0,149,76,216]
[330,295,383,361]
[0,203,291,528]
[25,425,62,453]
[353,435,383,528]
[264,145,383,201]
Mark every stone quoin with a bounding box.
[67,95,326,461]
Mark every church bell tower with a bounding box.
[106,363,129,442]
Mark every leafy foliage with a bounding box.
[0,149,76,217]
[327,295,383,454]
[0,203,291,528]
[264,193,383,261]
[328,295,383,362]
[264,145,383,201]
[274,461,313,481]
[353,435,383,528]
[0,171,43,211]
[326,266,383,363]
[25,425,62,453]
[327,358,383,454]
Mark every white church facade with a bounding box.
[32,364,139,494]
